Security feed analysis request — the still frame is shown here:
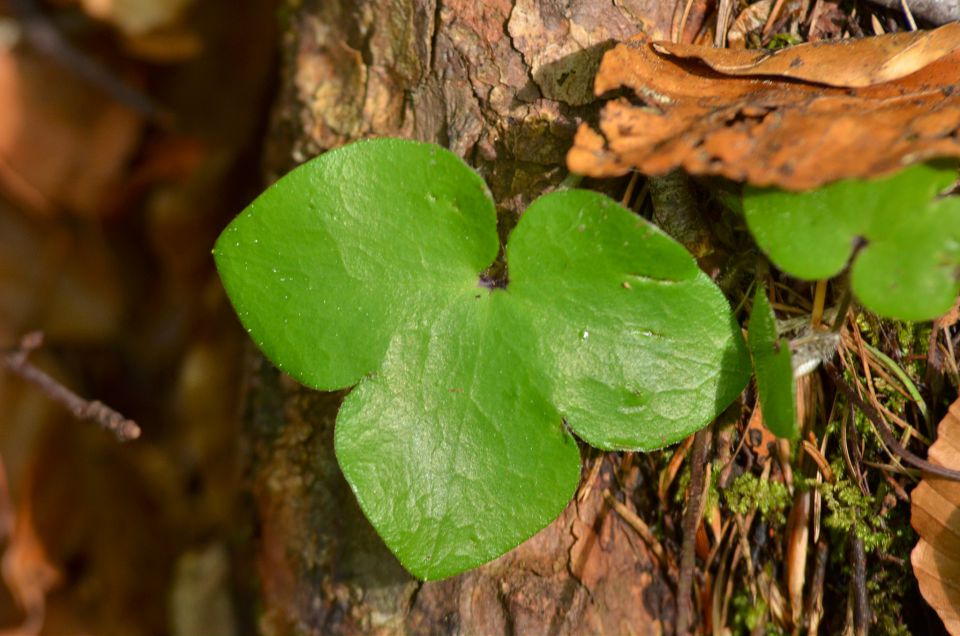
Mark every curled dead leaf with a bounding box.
[568,25,960,190]
[911,399,960,635]
[657,22,960,87]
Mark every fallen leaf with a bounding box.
[567,27,960,190]
[671,0,712,45]
[911,398,960,635]
[744,400,776,461]
[656,22,960,87]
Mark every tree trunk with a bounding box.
[249,1,677,633]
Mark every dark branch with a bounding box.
[826,362,960,482]
[675,426,711,636]
[850,532,871,636]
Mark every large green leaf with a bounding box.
[748,289,797,440]
[507,190,748,450]
[215,139,497,390]
[215,138,750,580]
[743,163,960,321]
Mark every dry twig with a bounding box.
[827,363,960,481]
[850,532,871,636]
[676,427,711,636]
[805,539,829,636]
[1,333,140,442]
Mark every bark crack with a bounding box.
[428,0,442,72]
[504,2,539,98]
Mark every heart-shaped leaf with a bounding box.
[743,163,960,321]
[748,289,798,440]
[214,138,750,580]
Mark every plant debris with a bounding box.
[567,24,960,190]
[657,23,960,87]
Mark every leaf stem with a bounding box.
[558,172,583,190]
[811,280,827,328]
[648,171,714,260]
[830,286,853,333]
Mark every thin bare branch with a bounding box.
[827,363,960,482]
[2,333,140,442]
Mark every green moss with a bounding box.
[801,467,893,554]
[765,33,804,49]
[724,472,791,526]
[867,561,914,636]
[672,461,724,522]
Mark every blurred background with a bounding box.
[0,1,279,633]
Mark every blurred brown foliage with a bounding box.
[0,0,277,633]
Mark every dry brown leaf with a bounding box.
[656,22,960,87]
[567,27,960,190]
[0,498,59,636]
[911,399,960,635]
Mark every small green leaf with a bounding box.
[748,290,797,440]
[743,163,960,321]
[215,139,751,580]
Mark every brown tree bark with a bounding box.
[249,1,678,633]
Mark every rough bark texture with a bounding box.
[250,1,677,633]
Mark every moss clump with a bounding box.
[724,472,791,526]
